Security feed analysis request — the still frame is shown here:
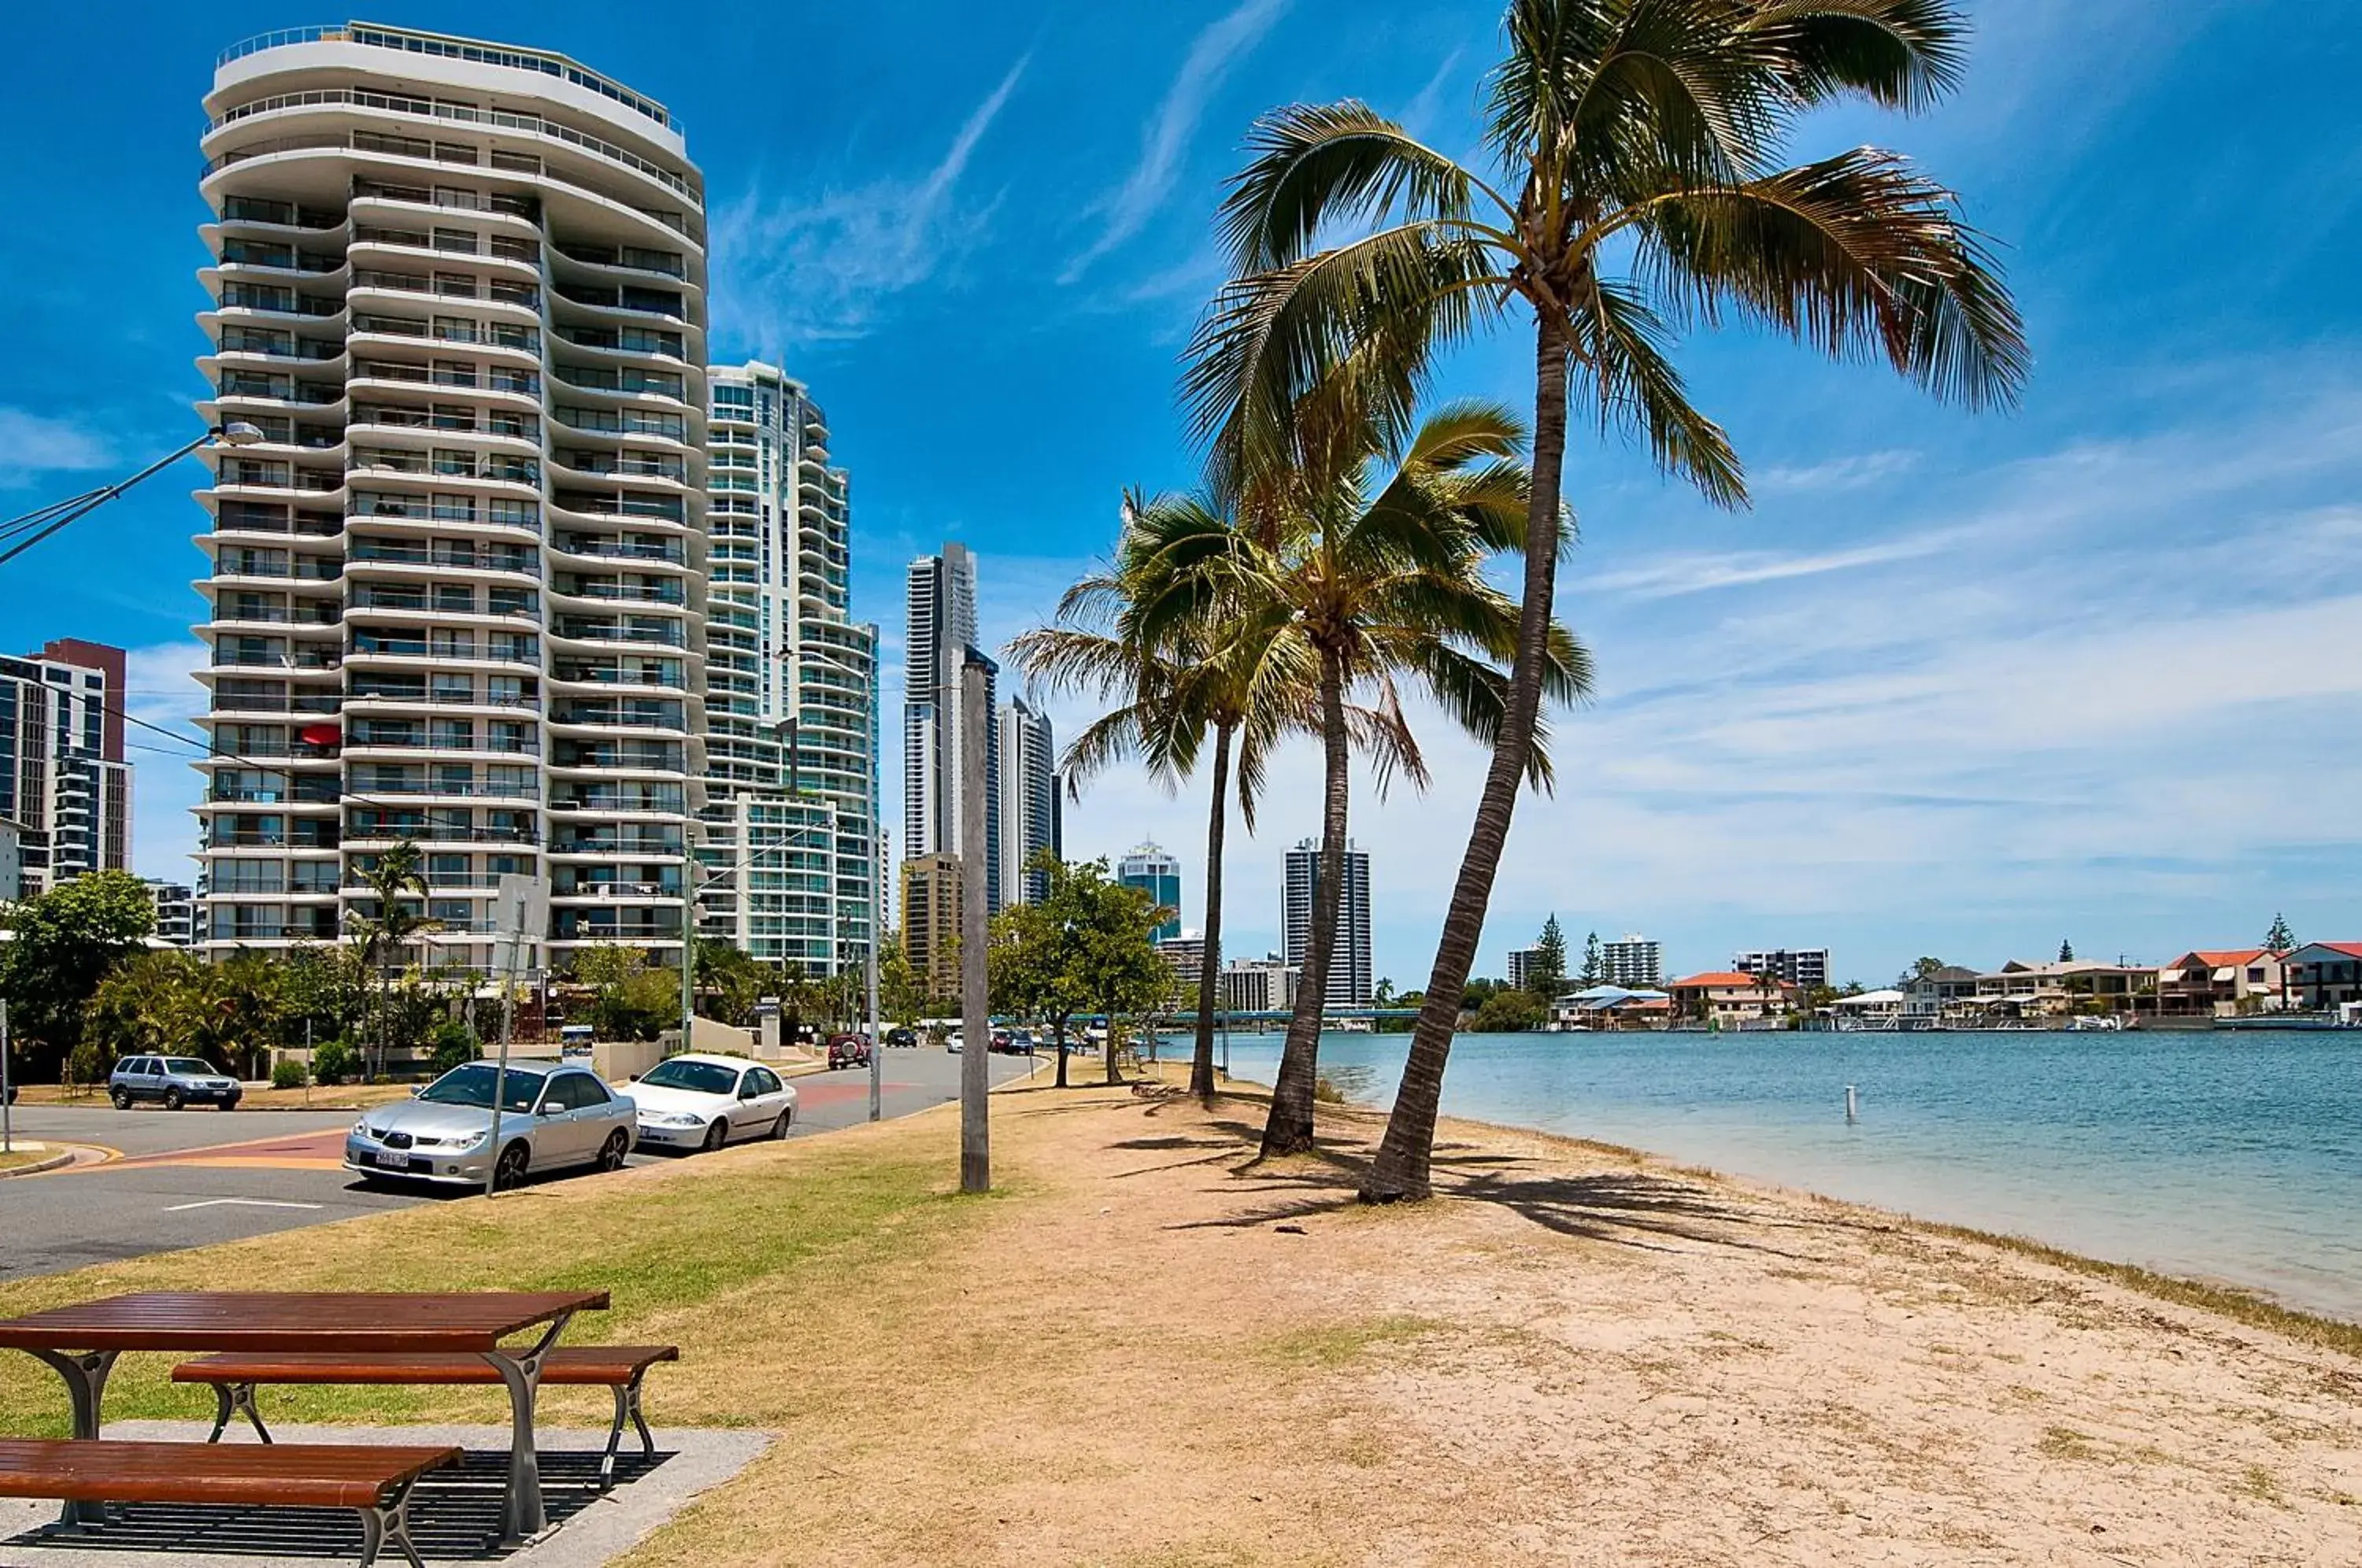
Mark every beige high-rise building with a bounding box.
[191,24,707,971]
[899,852,963,1000]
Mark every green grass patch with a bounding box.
[0,1133,992,1438]
[1258,1314,1445,1370]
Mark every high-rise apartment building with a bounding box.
[1734,948,1831,990]
[695,361,879,973]
[1281,838,1372,1007]
[191,24,708,967]
[1601,934,1664,989]
[144,880,201,947]
[899,852,962,1000]
[1505,945,1542,991]
[0,640,133,896]
[1119,841,1183,942]
[1223,954,1300,1014]
[903,545,999,911]
[0,820,21,903]
[997,696,1058,904]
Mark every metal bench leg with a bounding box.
[204,1382,273,1444]
[628,1370,655,1455]
[357,1478,424,1568]
[481,1308,574,1543]
[25,1349,119,1526]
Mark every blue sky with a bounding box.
[3,2,2359,986]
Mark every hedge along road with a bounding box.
[0,1045,1036,1281]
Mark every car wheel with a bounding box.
[699,1119,727,1153]
[110,1087,132,1110]
[597,1130,629,1173]
[770,1108,790,1140]
[164,1088,184,1111]
[493,1141,530,1192]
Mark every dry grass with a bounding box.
[6,1071,2362,1565]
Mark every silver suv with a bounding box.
[109,1056,242,1111]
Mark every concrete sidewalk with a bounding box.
[0,1421,768,1567]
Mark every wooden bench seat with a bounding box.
[0,1437,457,1567]
[173,1346,677,1488]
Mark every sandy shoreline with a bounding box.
[5,1071,2356,1563]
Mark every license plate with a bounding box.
[360,1149,416,1171]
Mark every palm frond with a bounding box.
[1219,102,1486,272]
[1568,274,1747,506]
[1744,0,1968,113]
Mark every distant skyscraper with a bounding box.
[1506,945,1542,990]
[1119,841,1183,941]
[1734,948,1831,990]
[697,361,880,976]
[1282,838,1372,1007]
[998,696,1058,904]
[904,545,1001,911]
[1601,934,1664,988]
[899,852,963,999]
[0,639,131,897]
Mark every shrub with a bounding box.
[311,1037,360,1086]
[426,1018,480,1078]
[268,1057,307,1091]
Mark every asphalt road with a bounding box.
[0,1046,1036,1283]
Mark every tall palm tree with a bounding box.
[1161,393,1592,1158]
[1187,0,2027,1198]
[346,838,434,1078]
[1011,490,1312,1106]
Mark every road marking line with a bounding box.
[162,1198,327,1212]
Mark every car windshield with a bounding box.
[637,1059,739,1096]
[419,1062,542,1114]
[164,1059,218,1075]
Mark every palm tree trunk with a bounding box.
[1261,642,1349,1157]
[1190,721,1235,1104]
[1054,1020,1070,1089]
[1364,313,1571,1200]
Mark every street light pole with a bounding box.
[0,423,263,569]
[867,830,883,1121]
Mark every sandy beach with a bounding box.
[6,1073,2357,1565]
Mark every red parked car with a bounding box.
[826,1034,872,1071]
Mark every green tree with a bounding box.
[1901,956,1947,985]
[282,940,369,1047]
[572,944,677,1042]
[1374,976,1396,1007]
[877,934,927,1027]
[2058,938,2075,963]
[1473,987,1546,1032]
[0,869,154,1079]
[1527,913,1568,997]
[1172,386,1590,1158]
[346,840,435,1076]
[692,939,768,1028]
[2265,914,2295,952]
[1012,490,1313,1106]
[987,854,1170,1089]
[1187,0,2028,1197]
[83,950,205,1076]
[1579,929,1602,987]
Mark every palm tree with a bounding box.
[346,839,434,1078]
[1187,0,2027,1198]
[1163,392,1591,1157]
[1011,491,1316,1106]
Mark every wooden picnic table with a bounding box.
[0,1289,607,1541]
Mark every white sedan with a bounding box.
[627,1053,798,1152]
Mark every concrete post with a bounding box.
[959,658,990,1193]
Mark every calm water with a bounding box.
[1172,1027,2362,1320]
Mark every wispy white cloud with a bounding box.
[1756,449,1920,493]
[1060,0,1290,285]
[1398,48,1465,141]
[1586,530,1964,599]
[709,55,1029,354]
[0,408,113,489]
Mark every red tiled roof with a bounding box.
[2314,941,2362,960]
[1668,971,1772,989]
[2171,949,2267,968]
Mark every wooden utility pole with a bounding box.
[959,656,991,1193]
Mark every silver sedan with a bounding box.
[346,1060,638,1189]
